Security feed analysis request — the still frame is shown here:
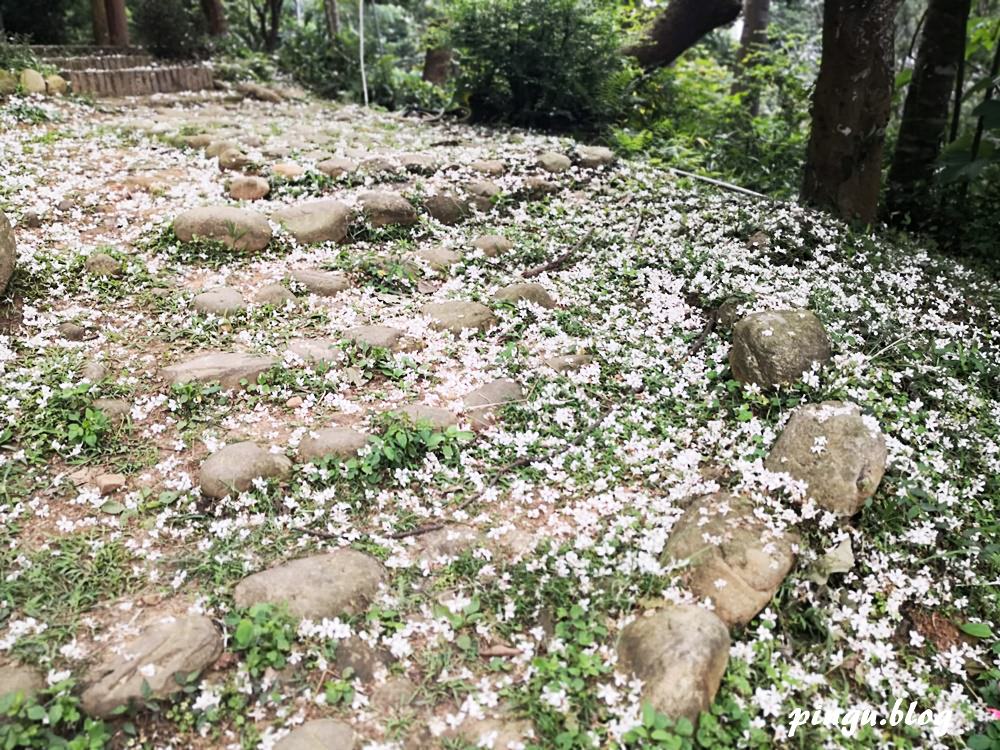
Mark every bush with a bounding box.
[132,0,208,60]
[447,0,625,130]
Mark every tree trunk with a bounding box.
[104,0,129,47]
[323,0,340,37]
[800,0,900,225]
[91,0,111,45]
[886,0,971,225]
[265,0,283,51]
[624,0,742,70]
[200,0,228,36]
[732,0,770,115]
[422,47,452,86]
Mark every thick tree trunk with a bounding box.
[90,0,111,45]
[624,0,742,70]
[422,47,452,86]
[800,0,900,225]
[887,0,971,225]
[732,0,770,115]
[200,0,228,36]
[265,0,283,51]
[323,0,340,37]
[105,0,129,47]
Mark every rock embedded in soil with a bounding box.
[317,157,358,178]
[371,676,417,713]
[344,324,403,350]
[662,493,798,626]
[275,719,356,750]
[359,191,419,228]
[464,180,500,211]
[287,338,341,365]
[273,199,352,244]
[0,662,44,702]
[84,252,121,277]
[471,234,513,258]
[424,192,470,225]
[272,162,305,179]
[193,286,247,316]
[298,426,369,462]
[575,145,616,168]
[617,605,730,722]
[410,523,481,564]
[524,176,558,198]
[463,379,523,430]
[229,175,270,201]
[92,397,130,425]
[173,206,272,252]
[420,300,497,335]
[417,245,460,272]
[399,152,437,174]
[543,354,593,372]
[395,404,459,430]
[291,268,350,296]
[218,147,250,172]
[255,283,296,305]
[19,69,46,94]
[729,309,831,388]
[200,441,291,499]
[451,716,535,748]
[469,159,504,176]
[96,472,126,495]
[335,635,393,682]
[494,282,554,308]
[80,611,222,718]
[538,151,572,173]
[205,140,238,158]
[57,321,87,341]
[765,401,887,516]
[233,549,386,620]
[45,74,69,95]
[161,351,276,390]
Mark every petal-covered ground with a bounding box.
[0,90,998,749]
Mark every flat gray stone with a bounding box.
[617,605,729,722]
[287,338,340,364]
[543,354,592,372]
[275,719,355,750]
[344,325,403,350]
[463,379,523,430]
[729,309,831,389]
[193,286,246,315]
[234,549,386,620]
[273,200,352,245]
[538,151,571,173]
[417,246,460,272]
[80,611,222,718]
[299,426,369,462]
[395,404,459,430]
[291,269,350,296]
[471,234,513,258]
[420,301,497,335]
[765,401,887,516]
[0,662,44,702]
[162,352,276,390]
[200,441,292,499]
[575,145,616,168]
[174,206,272,252]
[469,159,504,176]
[255,283,296,305]
[359,192,418,227]
[494,282,554,308]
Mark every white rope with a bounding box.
[358,0,368,107]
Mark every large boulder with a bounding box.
[173,207,272,252]
[358,192,418,228]
[161,351,276,390]
[272,200,352,244]
[765,401,887,515]
[420,301,497,335]
[662,493,798,626]
[729,309,831,388]
[276,720,355,750]
[0,210,15,294]
[617,606,729,722]
[233,549,386,620]
[200,441,292,498]
[80,610,222,718]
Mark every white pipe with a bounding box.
[359,0,368,107]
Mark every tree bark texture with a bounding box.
[201,0,228,36]
[323,0,340,37]
[104,0,129,47]
[91,0,110,45]
[732,0,770,115]
[422,47,453,86]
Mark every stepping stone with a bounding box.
[45,74,68,95]
[0,661,44,702]
[524,176,558,198]
[471,234,513,258]
[395,404,459,430]
[464,180,500,211]
[233,549,386,620]
[19,69,46,94]
[359,191,418,228]
[316,157,358,178]
[57,322,87,341]
[275,719,355,750]
[424,192,470,225]
[287,338,340,364]
[463,379,523,430]
[575,145,616,168]
[729,309,831,389]
[96,473,126,495]
[662,493,798,626]
[183,133,213,149]
[299,426,369,462]
[360,156,398,175]
[80,609,222,718]
[417,246,460,272]
[291,269,350,296]
[272,162,305,179]
[84,252,121,277]
[451,717,534,748]
[543,354,593,372]
[92,397,130,426]
[538,151,571,173]
[420,301,496,335]
[344,325,403,350]
[161,351,276,390]
[273,200,352,244]
[370,676,417,713]
[765,401,886,516]
[617,605,729,722]
[200,441,292,498]
[205,140,239,158]
[0,211,11,294]
[399,152,437,174]
[81,359,108,381]
[193,286,246,315]
[494,282,555,308]
[255,283,296,305]
[335,635,393,682]
[229,175,270,201]
[174,206,272,252]
[218,147,250,171]
[469,159,504,176]
[410,523,481,563]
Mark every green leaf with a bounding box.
[100,500,126,515]
[234,619,255,646]
[960,622,994,639]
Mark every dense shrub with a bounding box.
[448,0,625,130]
[132,0,209,60]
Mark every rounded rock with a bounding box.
[299,426,369,462]
[174,206,272,252]
[729,309,831,389]
[199,441,292,498]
